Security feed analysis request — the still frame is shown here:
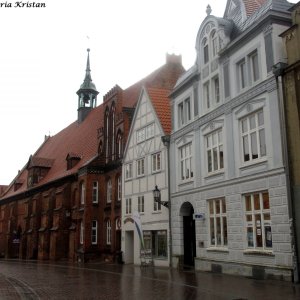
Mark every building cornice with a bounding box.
[171,167,286,199]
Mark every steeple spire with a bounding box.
[77,49,99,123]
[80,48,97,92]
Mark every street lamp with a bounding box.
[153,185,169,208]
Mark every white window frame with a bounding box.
[208,198,227,247]
[107,179,112,203]
[211,30,219,58]
[178,97,191,128]
[117,176,122,201]
[126,198,132,215]
[91,220,98,245]
[80,221,84,245]
[117,134,122,158]
[112,106,116,159]
[152,152,161,173]
[137,123,155,143]
[249,50,259,83]
[203,37,209,64]
[204,81,210,109]
[138,195,145,213]
[236,49,260,92]
[105,109,109,163]
[80,182,85,205]
[125,163,133,180]
[237,58,247,90]
[92,181,98,204]
[179,143,193,182]
[244,191,272,250]
[206,129,224,174]
[240,109,266,163]
[213,76,220,104]
[137,158,145,177]
[106,219,111,245]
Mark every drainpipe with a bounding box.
[272,62,299,282]
[161,135,172,267]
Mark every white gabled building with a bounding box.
[169,0,296,281]
[121,86,174,267]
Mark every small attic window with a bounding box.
[14,180,23,191]
[26,156,54,188]
[66,153,81,170]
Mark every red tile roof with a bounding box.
[243,0,267,16]
[123,55,185,108]
[1,55,184,200]
[146,87,172,135]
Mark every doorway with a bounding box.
[124,231,134,264]
[180,202,196,266]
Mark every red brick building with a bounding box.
[0,50,184,262]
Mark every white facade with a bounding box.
[169,0,295,280]
[121,88,170,267]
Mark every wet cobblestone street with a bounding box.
[0,259,299,299]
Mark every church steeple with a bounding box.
[77,49,99,123]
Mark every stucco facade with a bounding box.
[169,0,295,281]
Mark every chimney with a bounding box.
[166,53,182,65]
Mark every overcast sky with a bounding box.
[0,0,297,185]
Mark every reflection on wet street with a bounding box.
[0,259,299,299]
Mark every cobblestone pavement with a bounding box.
[0,259,300,300]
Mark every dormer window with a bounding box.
[26,156,53,188]
[13,179,23,191]
[66,153,81,170]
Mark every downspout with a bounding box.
[273,63,299,282]
[162,135,172,267]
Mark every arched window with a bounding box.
[202,37,209,64]
[211,30,218,58]
[117,132,122,159]
[80,182,85,205]
[107,178,112,203]
[105,108,109,162]
[106,219,111,245]
[111,104,116,160]
[117,176,122,201]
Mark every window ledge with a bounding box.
[243,249,274,256]
[204,170,225,179]
[207,247,229,253]
[240,158,267,170]
[152,211,162,214]
[178,179,194,186]
[152,170,161,175]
